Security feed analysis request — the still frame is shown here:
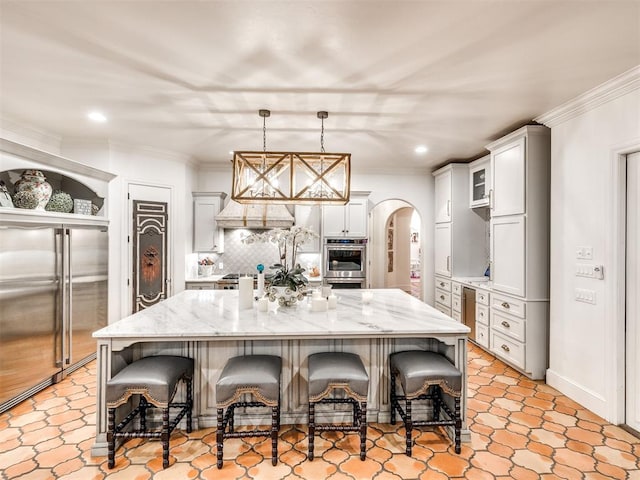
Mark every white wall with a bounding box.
[197,166,436,302]
[537,66,640,422]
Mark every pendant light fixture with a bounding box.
[231,110,351,204]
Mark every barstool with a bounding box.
[216,355,282,469]
[307,352,369,461]
[106,355,193,469]
[390,350,462,456]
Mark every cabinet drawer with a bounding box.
[490,331,525,370]
[452,294,462,313]
[491,310,525,342]
[491,292,525,318]
[451,282,462,295]
[451,309,461,322]
[435,303,451,317]
[475,323,489,348]
[476,290,490,306]
[476,304,489,325]
[435,288,451,307]
[435,277,452,292]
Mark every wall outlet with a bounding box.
[575,263,604,279]
[575,288,596,304]
[576,246,593,260]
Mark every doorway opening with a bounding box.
[370,199,422,300]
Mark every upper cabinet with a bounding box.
[490,137,526,217]
[322,192,370,237]
[193,192,227,253]
[469,155,490,208]
[434,169,452,223]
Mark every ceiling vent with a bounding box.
[215,199,294,229]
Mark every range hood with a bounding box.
[215,199,294,229]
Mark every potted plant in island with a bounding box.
[242,226,318,306]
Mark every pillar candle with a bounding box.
[311,297,328,312]
[327,294,338,309]
[238,276,253,310]
[257,297,268,312]
[257,272,265,297]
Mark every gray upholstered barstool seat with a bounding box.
[307,352,369,461]
[390,350,462,456]
[216,355,282,469]
[106,355,193,469]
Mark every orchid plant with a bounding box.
[242,226,318,290]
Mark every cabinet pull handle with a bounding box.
[501,302,510,309]
[446,256,450,272]
[446,200,451,217]
[501,320,510,328]
[501,344,510,352]
[440,282,445,287]
[489,189,494,209]
[440,295,445,301]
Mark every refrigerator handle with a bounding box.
[66,228,72,365]
[55,229,64,368]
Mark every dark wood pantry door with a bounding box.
[132,200,168,312]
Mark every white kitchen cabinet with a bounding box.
[322,193,369,237]
[486,125,550,300]
[295,205,321,252]
[491,215,525,297]
[193,192,227,253]
[432,164,487,280]
[434,168,452,223]
[469,155,490,208]
[434,223,451,277]
[490,137,525,217]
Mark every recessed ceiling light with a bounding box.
[229,150,234,155]
[88,111,107,123]
[414,145,428,154]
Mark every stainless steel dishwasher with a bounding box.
[462,287,476,342]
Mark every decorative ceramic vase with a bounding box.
[268,285,305,307]
[13,190,39,209]
[14,170,52,210]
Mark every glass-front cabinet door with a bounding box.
[469,155,490,208]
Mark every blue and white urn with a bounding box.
[14,170,52,210]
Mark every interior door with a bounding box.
[626,152,640,434]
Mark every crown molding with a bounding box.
[535,65,640,128]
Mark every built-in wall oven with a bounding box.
[324,238,367,289]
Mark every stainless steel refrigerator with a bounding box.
[0,223,108,412]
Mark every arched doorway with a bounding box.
[369,199,422,300]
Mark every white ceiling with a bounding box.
[1,1,639,171]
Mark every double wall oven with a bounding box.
[323,238,367,288]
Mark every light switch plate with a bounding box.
[576,246,593,259]
[575,288,596,304]
[576,263,604,279]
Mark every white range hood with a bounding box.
[215,199,294,229]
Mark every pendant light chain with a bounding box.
[263,114,267,152]
[320,116,325,153]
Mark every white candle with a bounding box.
[312,289,321,298]
[238,276,253,310]
[322,285,332,298]
[257,272,265,296]
[327,294,338,309]
[311,297,328,312]
[257,297,268,312]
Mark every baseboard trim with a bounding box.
[546,368,608,421]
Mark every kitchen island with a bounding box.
[91,288,469,456]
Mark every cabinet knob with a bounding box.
[501,302,510,309]
[501,344,510,352]
[501,320,510,328]
[440,295,445,300]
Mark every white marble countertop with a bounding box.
[94,288,469,340]
[451,276,493,291]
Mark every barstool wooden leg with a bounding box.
[390,371,397,425]
[405,398,413,456]
[186,377,193,433]
[433,386,441,421]
[360,401,367,461]
[140,397,148,431]
[107,407,116,468]
[162,407,170,468]
[455,397,461,454]
[216,408,224,469]
[308,401,315,461]
[271,405,278,466]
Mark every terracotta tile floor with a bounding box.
[1,344,639,479]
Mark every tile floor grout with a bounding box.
[0,344,638,479]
